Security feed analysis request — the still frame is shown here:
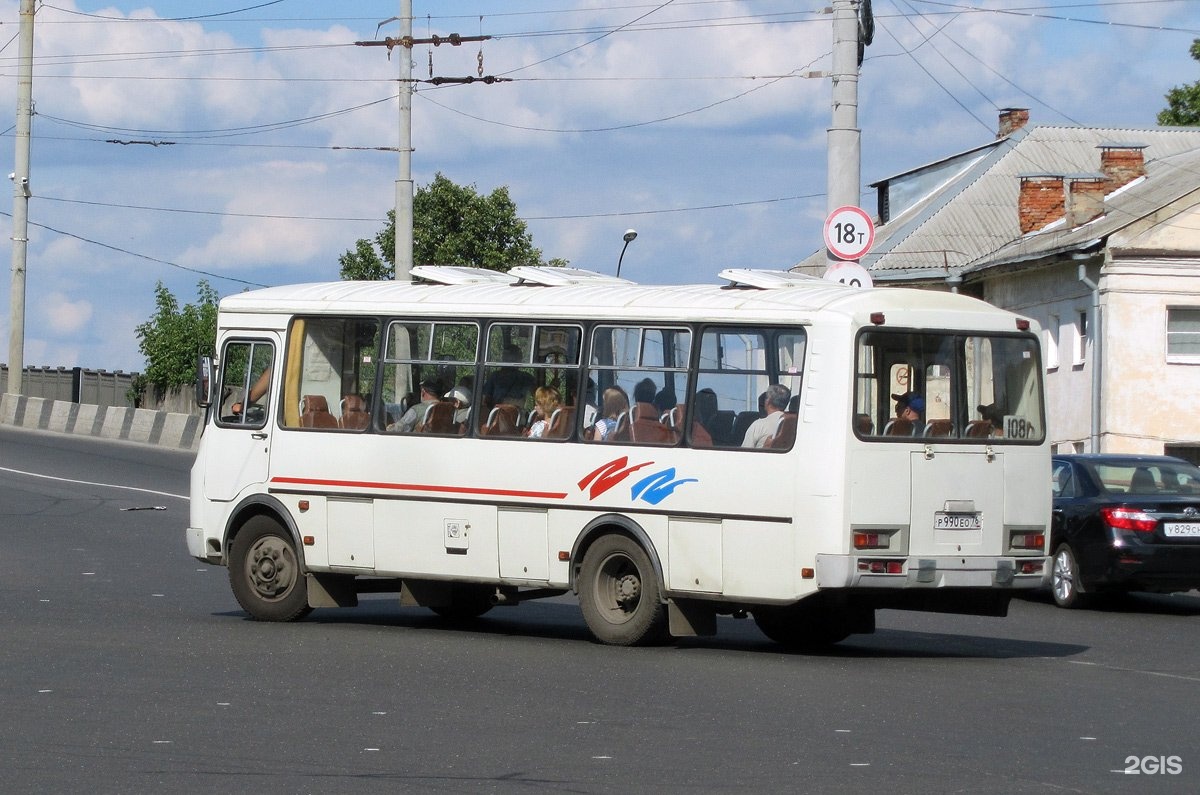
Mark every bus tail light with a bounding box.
[1010,532,1045,550]
[1100,506,1158,533]
[1019,560,1043,574]
[853,530,896,550]
[853,532,883,549]
[857,559,904,574]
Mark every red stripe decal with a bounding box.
[270,476,568,500]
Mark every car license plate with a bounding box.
[1164,522,1200,538]
[934,512,981,530]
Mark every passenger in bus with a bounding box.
[888,392,925,435]
[741,384,791,448]
[391,380,440,433]
[484,344,536,407]
[525,385,561,439]
[592,386,629,441]
[444,386,472,429]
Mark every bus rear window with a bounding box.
[854,330,1043,443]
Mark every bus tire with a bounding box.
[752,602,853,650]
[229,516,312,622]
[578,534,669,646]
[430,586,494,622]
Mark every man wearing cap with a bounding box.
[445,386,472,429]
[393,380,441,433]
[891,392,925,434]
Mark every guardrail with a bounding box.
[0,393,202,451]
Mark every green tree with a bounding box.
[133,281,219,398]
[339,172,565,279]
[1159,38,1200,126]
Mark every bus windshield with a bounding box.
[854,330,1043,442]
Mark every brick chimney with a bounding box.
[1065,177,1107,228]
[998,108,1029,138]
[1098,144,1146,192]
[1018,175,1064,234]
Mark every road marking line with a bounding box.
[0,465,188,500]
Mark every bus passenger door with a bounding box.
[203,336,278,502]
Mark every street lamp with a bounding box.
[616,229,638,278]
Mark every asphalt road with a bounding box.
[2,425,1198,794]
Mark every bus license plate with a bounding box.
[934,512,981,530]
[1164,522,1200,538]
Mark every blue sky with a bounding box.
[1,0,1198,372]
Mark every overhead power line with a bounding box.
[0,208,269,288]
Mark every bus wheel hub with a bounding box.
[615,574,640,606]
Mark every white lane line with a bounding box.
[1067,658,1200,683]
[0,465,188,501]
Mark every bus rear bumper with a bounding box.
[816,554,1049,590]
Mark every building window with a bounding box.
[1043,314,1059,371]
[1072,310,1087,366]
[1166,307,1200,362]
[1165,444,1200,466]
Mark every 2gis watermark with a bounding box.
[1117,755,1183,775]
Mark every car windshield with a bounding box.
[1090,461,1200,496]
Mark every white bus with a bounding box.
[188,266,1050,648]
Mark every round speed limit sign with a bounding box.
[823,205,875,261]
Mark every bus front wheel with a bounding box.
[578,534,669,646]
[229,516,312,622]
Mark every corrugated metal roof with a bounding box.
[969,147,1200,270]
[793,124,1200,279]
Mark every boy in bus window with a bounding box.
[890,392,925,435]
[742,384,790,448]
[444,386,472,431]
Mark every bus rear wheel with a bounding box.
[752,601,855,650]
[578,534,669,646]
[229,516,312,622]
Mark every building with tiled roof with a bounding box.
[795,111,1200,458]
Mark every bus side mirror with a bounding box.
[196,354,214,408]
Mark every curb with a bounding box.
[0,393,201,451]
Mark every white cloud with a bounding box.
[0,0,1195,373]
[41,290,93,335]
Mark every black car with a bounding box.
[1050,454,1200,607]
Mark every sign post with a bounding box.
[823,205,875,288]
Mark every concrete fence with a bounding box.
[0,365,140,409]
[1,393,202,451]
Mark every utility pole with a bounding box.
[7,0,34,396]
[395,0,413,282]
[826,0,861,267]
[357,6,496,282]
